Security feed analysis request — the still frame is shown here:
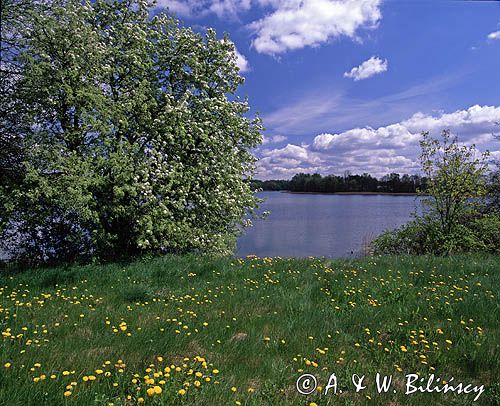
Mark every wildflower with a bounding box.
[178,389,186,395]
[64,391,72,397]
[4,363,11,368]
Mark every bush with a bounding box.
[372,213,500,256]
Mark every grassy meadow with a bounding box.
[0,255,499,405]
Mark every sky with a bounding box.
[154,0,500,179]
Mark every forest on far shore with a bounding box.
[251,172,429,194]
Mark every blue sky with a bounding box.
[156,0,500,179]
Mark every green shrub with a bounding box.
[372,213,500,256]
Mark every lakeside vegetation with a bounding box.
[1,255,499,405]
[372,131,499,256]
[251,173,429,194]
[1,0,262,266]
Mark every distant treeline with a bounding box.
[251,173,429,194]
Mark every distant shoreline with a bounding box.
[281,191,420,196]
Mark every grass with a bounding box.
[0,254,499,405]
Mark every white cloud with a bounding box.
[256,105,500,179]
[344,56,388,81]
[262,134,287,144]
[158,1,383,55]
[487,31,500,40]
[234,47,250,72]
[250,0,382,54]
[156,0,252,18]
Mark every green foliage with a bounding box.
[372,213,500,256]
[419,130,489,234]
[372,130,498,256]
[1,0,263,265]
[286,172,427,193]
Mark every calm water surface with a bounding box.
[237,192,422,258]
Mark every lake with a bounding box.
[237,191,423,258]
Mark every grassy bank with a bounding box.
[1,255,499,405]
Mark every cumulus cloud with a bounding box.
[157,1,383,55]
[256,105,500,179]
[262,134,287,144]
[487,30,500,40]
[344,56,388,81]
[250,0,382,54]
[234,47,250,72]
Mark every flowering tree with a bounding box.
[1,0,262,264]
[419,130,490,235]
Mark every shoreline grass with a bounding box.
[1,255,499,405]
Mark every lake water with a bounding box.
[237,192,423,258]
